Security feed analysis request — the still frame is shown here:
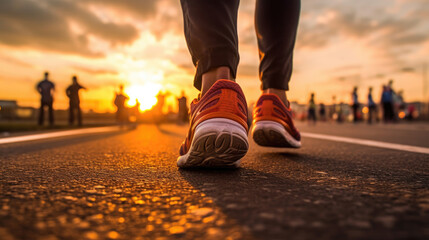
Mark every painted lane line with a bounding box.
[0,126,121,145]
[301,132,429,155]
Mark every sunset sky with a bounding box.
[0,0,428,112]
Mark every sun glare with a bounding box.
[125,83,162,112]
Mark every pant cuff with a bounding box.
[193,47,239,90]
[261,73,290,91]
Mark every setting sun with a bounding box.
[125,83,162,112]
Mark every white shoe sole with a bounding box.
[177,118,249,168]
[252,120,301,148]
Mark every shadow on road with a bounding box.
[156,124,185,138]
[179,167,337,239]
[178,150,428,240]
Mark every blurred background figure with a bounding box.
[319,103,326,121]
[308,93,317,125]
[66,75,86,126]
[130,99,141,122]
[367,87,376,124]
[337,102,344,123]
[351,86,359,123]
[127,99,140,129]
[177,90,188,124]
[396,89,405,119]
[330,95,337,122]
[114,85,129,125]
[381,84,394,123]
[406,104,415,121]
[154,91,171,123]
[36,71,55,126]
[387,79,397,122]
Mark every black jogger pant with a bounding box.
[180,0,301,91]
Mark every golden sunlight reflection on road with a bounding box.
[125,83,162,112]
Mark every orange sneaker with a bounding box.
[177,79,249,168]
[252,94,301,148]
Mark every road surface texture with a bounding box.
[0,122,428,240]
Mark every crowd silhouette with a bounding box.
[304,79,416,124]
[35,71,417,127]
[37,72,87,127]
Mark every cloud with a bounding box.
[50,0,139,45]
[0,55,34,68]
[296,5,428,54]
[0,0,98,56]
[331,11,427,47]
[0,0,148,57]
[328,65,362,73]
[72,66,118,75]
[86,0,157,20]
[296,23,333,49]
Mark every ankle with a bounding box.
[201,66,233,96]
[263,88,289,108]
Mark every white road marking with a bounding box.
[1,126,427,155]
[0,126,121,145]
[301,132,429,155]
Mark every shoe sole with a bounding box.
[252,121,301,148]
[177,118,248,168]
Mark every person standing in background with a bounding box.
[367,87,376,124]
[177,91,188,124]
[308,93,316,125]
[36,71,55,126]
[351,86,359,123]
[381,85,393,123]
[337,102,344,123]
[114,85,129,125]
[330,95,337,121]
[406,104,415,121]
[319,103,326,121]
[66,76,86,126]
[387,80,396,122]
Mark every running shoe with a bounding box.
[177,79,249,168]
[252,93,301,148]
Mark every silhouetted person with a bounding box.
[308,93,316,124]
[156,92,166,115]
[367,87,376,124]
[66,76,86,126]
[177,91,188,124]
[319,103,326,121]
[397,90,405,115]
[114,85,129,124]
[381,85,394,123]
[406,104,415,121]
[387,79,397,121]
[337,102,344,123]
[154,91,171,123]
[351,86,359,123]
[331,95,337,121]
[130,99,141,122]
[36,71,55,126]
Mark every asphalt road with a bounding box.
[0,122,428,240]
